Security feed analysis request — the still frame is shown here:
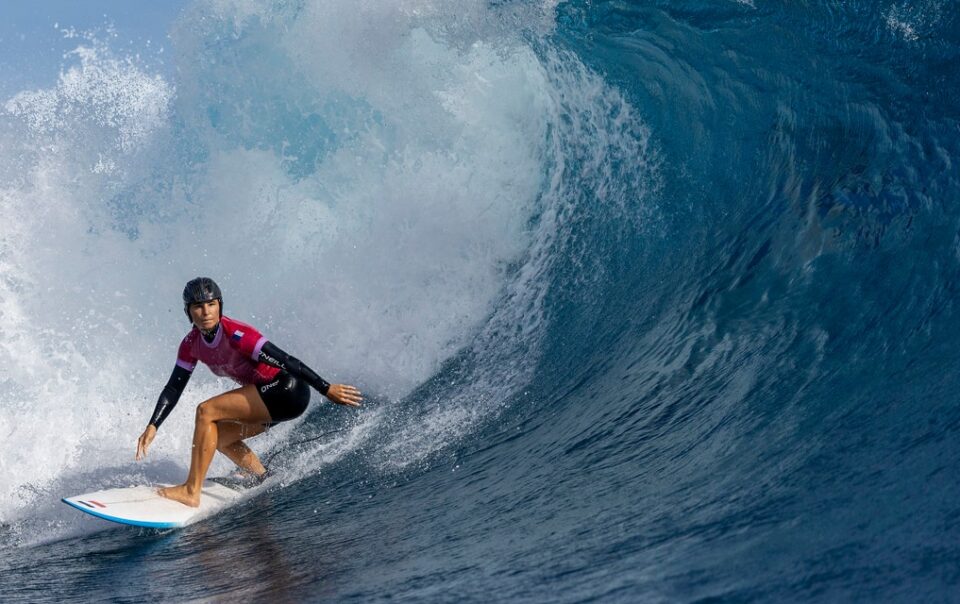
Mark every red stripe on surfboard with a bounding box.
[89,500,107,508]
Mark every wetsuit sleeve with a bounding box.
[258,341,331,396]
[148,365,192,429]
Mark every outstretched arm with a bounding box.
[136,366,192,460]
[259,341,362,407]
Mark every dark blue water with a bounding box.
[2,1,959,601]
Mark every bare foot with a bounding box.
[157,483,201,507]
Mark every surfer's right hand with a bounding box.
[325,384,363,407]
[136,425,157,461]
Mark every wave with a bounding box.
[4,2,958,599]
[0,0,657,544]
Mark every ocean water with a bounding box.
[1,0,959,601]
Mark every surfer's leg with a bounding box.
[158,385,271,507]
[216,422,268,475]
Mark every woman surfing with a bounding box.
[135,277,362,507]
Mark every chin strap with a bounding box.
[200,323,220,342]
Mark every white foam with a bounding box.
[373,47,659,470]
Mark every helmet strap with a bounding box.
[200,322,220,342]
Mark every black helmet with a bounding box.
[183,277,223,320]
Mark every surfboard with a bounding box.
[62,480,247,529]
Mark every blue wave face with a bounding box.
[2,0,959,601]
[460,1,960,600]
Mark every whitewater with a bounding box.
[1,0,958,601]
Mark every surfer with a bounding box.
[135,277,362,507]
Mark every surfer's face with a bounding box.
[189,299,220,331]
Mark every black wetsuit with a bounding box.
[148,323,331,429]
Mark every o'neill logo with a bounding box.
[260,381,279,394]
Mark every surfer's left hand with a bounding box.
[326,384,363,407]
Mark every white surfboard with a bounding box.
[62,480,246,529]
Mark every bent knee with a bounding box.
[196,402,216,422]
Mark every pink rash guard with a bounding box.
[176,315,281,385]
